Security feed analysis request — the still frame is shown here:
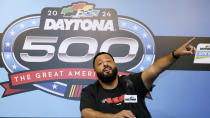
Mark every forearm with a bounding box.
[142,52,176,89]
[152,53,176,74]
[142,37,195,90]
[82,108,113,118]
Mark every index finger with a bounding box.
[184,37,196,46]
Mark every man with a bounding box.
[80,38,196,118]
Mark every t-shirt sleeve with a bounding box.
[80,86,98,111]
[128,72,152,98]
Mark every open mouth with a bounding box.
[103,67,112,73]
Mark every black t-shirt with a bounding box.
[80,73,152,118]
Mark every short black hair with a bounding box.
[93,52,114,68]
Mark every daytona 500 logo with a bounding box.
[0,2,155,100]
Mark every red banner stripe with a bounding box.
[10,68,97,86]
[1,83,27,96]
[77,85,83,97]
[10,68,128,86]
[74,85,79,97]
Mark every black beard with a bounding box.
[96,67,118,84]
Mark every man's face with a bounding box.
[94,54,118,83]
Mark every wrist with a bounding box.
[171,50,180,59]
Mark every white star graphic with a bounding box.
[52,84,58,89]
[20,24,24,28]
[140,66,144,71]
[6,54,10,59]
[147,44,152,49]
[12,64,17,70]
[10,30,15,35]
[142,33,147,38]
[146,56,151,61]
[122,22,127,26]
[133,25,138,30]
[32,20,36,25]
[5,42,10,47]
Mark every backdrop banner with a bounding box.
[1,33,209,70]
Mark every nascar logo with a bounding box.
[61,2,100,18]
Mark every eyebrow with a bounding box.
[97,58,111,63]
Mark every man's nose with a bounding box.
[103,62,108,66]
